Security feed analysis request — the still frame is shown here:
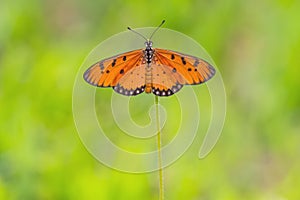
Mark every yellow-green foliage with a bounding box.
[1,0,300,199]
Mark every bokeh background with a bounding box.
[1,0,300,199]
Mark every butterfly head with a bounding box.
[145,40,153,49]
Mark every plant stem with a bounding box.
[155,95,164,200]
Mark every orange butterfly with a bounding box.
[83,20,215,96]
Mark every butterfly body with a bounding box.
[84,23,216,97]
[142,40,153,93]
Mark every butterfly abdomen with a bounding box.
[145,85,152,93]
[145,65,152,93]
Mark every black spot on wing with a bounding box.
[112,59,116,67]
[181,57,186,65]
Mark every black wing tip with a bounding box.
[208,64,217,77]
[202,64,216,83]
[83,70,93,84]
[82,69,97,86]
[83,71,108,87]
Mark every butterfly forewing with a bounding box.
[83,49,143,87]
[154,48,216,85]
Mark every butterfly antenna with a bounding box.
[127,26,148,41]
[149,20,165,40]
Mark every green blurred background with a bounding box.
[1,0,300,199]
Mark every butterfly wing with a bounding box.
[153,48,216,85]
[151,63,185,96]
[83,49,144,87]
[83,47,215,97]
[113,64,146,96]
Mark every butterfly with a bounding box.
[83,20,216,97]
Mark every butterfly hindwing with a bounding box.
[153,48,216,85]
[113,64,146,96]
[83,49,143,87]
[151,63,184,96]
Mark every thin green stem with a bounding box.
[155,95,164,200]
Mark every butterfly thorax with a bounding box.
[144,40,154,64]
[144,40,154,93]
